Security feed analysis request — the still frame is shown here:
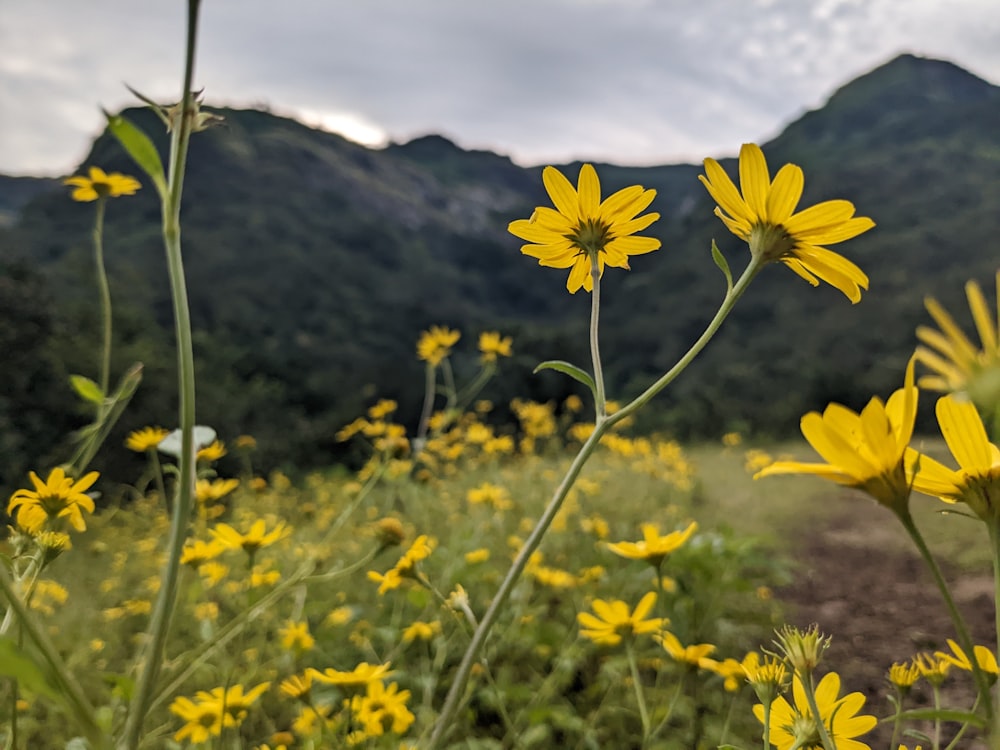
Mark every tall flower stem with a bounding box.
[801,671,836,750]
[990,520,1000,724]
[119,2,202,747]
[426,257,760,749]
[590,261,607,418]
[625,639,651,742]
[896,509,993,720]
[92,196,112,400]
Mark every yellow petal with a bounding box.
[783,199,856,236]
[766,163,803,224]
[577,164,601,219]
[542,166,579,221]
[936,395,994,472]
[966,279,997,353]
[700,159,753,225]
[925,297,979,364]
[738,144,770,221]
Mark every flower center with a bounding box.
[748,222,797,262]
[570,219,612,256]
[39,493,70,517]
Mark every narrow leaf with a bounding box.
[711,239,733,293]
[533,360,597,398]
[892,707,987,727]
[69,375,104,405]
[0,637,62,703]
[103,112,167,198]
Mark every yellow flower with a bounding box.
[508,163,660,293]
[307,661,393,688]
[721,431,742,447]
[195,478,240,504]
[196,440,227,462]
[279,620,315,653]
[466,482,513,510]
[914,272,1000,413]
[349,680,415,736]
[325,606,354,627]
[910,394,1000,522]
[755,359,918,512]
[211,519,290,555]
[279,672,312,700]
[742,651,788,702]
[464,547,490,564]
[367,399,398,419]
[64,166,141,202]
[888,660,921,692]
[577,592,665,647]
[417,326,460,366]
[125,426,169,452]
[912,652,951,686]
[180,538,225,567]
[169,682,270,743]
[605,521,698,567]
[657,631,717,669]
[7,467,98,534]
[478,331,513,363]
[28,579,69,616]
[753,672,876,750]
[935,638,999,677]
[402,620,441,643]
[235,434,257,449]
[700,143,874,302]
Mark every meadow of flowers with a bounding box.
[4,2,1000,749]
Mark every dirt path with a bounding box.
[776,499,995,748]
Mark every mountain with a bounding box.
[1,53,998,489]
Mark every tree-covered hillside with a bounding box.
[1,53,998,490]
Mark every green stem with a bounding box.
[415,363,437,449]
[426,256,761,749]
[426,424,607,748]
[625,639,651,742]
[649,671,686,740]
[801,671,836,750]
[990,520,1000,726]
[888,693,904,750]
[608,258,762,426]
[590,261,606,419]
[762,698,771,749]
[897,508,993,719]
[119,2,201,748]
[92,196,111,400]
[933,684,942,750]
[0,566,107,748]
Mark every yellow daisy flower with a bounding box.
[909,394,1000,522]
[210,519,290,555]
[935,638,1000,677]
[577,592,665,647]
[417,326,460,366]
[349,680,415,736]
[7,467,98,534]
[478,331,513,363]
[125,426,170,452]
[605,521,697,567]
[753,672,876,750]
[307,661,393,688]
[700,143,875,303]
[657,631,717,669]
[64,166,141,202]
[914,272,1000,412]
[508,163,661,293]
[755,358,918,512]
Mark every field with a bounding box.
[5,421,995,749]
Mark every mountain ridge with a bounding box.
[1,52,998,488]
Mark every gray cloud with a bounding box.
[2,0,998,175]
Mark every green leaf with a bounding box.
[69,375,104,405]
[533,360,597,398]
[711,239,733,293]
[893,707,987,727]
[0,636,62,703]
[103,112,168,198]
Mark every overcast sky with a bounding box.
[2,0,999,176]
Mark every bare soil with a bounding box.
[776,498,995,749]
